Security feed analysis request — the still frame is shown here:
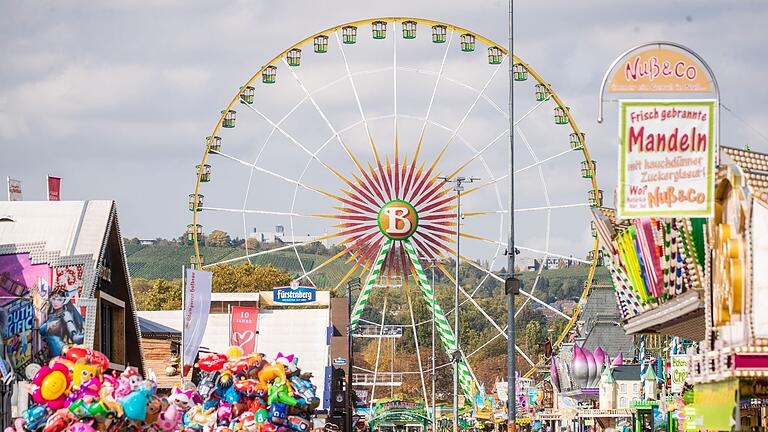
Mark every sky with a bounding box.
[2,0,768,268]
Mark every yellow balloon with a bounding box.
[225,346,244,361]
[40,371,68,401]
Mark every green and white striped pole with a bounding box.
[350,239,392,328]
[403,239,476,400]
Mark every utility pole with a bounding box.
[506,0,520,431]
[439,176,479,432]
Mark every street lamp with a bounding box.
[439,175,479,432]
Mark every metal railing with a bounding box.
[352,372,404,386]
[352,325,403,338]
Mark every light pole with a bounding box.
[439,176,479,432]
[506,1,520,431]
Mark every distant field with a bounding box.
[125,243,352,286]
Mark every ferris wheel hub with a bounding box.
[377,200,419,241]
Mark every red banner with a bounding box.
[47,176,61,201]
[230,306,258,354]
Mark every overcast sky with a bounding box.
[2,1,767,265]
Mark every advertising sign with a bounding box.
[182,268,212,374]
[7,177,22,201]
[47,176,61,201]
[1,298,35,370]
[670,355,688,393]
[273,283,316,304]
[618,100,715,218]
[229,305,258,355]
[608,47,712,93]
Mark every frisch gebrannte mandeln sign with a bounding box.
[618,99,715,218]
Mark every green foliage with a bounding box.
[208,263,291,293]
[134,278,182,310]
[206,230,232,247]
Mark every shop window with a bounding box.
[98,296,125,365]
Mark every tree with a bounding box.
[134,279,182,310]
[209,263,291,293]
[206,230,232,247]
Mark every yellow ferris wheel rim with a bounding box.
[190,17,601,378]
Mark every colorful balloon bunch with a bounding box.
[6,345,319,432]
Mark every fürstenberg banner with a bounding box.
[618,99,716,218]
[182,268,212,374]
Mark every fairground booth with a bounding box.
[0,201,144,429]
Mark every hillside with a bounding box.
[125,241,607,298]
[125,242,350,286]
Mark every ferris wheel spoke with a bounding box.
[417,56,505,193]
[333,32,389,198]
[241,102,356,188]
[445,128,509,180]
[517,245,590,264]
[411,30,454,172]
[214,150,342,200]
[282,58,385,209]
[456,255,571,320]
[368,290,389,410]
[406,287,430,409]
[291,247,349,285]
[513,147,573,175]
[200,206,323,218]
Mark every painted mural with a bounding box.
[0,253,87,370]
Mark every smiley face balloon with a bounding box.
[31,362,71,410]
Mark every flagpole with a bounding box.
[46,174,49,201]
[180,265,185,385]
[6,177,10,201]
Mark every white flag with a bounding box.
[7,177,22,201]
[182,268,212,374]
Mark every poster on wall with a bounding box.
[618,99,716,218]
[229,306,259,355]
[752,198,768,338]
[1,298,35,370]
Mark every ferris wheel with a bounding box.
[189,18,602,400]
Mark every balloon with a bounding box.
[225,346,244,361]
[198,353,228,372]
[32,363,71,410]
[255,409,269,424]
[63,346,109,372]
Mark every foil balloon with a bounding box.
[119,381,155,421]
[225,346,244,361]
[32,363,71,410]
[63,346,109,372]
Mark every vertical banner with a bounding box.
[47,176,61,201]
[618,100,715,218]
[7,177,22,201]
[229,306,258,355]
[182,268,212,374]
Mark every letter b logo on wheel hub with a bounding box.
[378,200,419,240]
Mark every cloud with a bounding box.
[1,0,767,268]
